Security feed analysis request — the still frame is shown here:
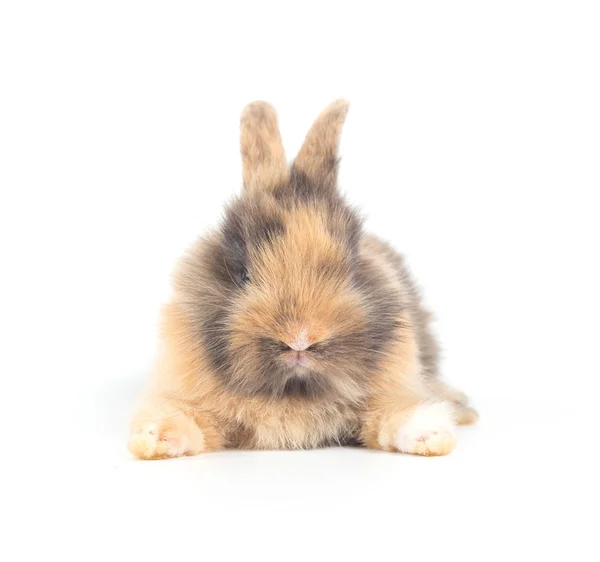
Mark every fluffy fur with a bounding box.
[128,100,478,459]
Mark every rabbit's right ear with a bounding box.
[240,101,288,191]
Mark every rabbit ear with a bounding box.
[240,101,288,190]
[293,99,349,187]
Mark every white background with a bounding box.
[1,1,599,560]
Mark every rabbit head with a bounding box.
[177,101,401,401]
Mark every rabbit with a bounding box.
[128,100,478,460]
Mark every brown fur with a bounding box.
[240,101,288,190]
[294,99,349,187]
[128,100,478,459]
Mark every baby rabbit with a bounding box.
[128,100,478,459]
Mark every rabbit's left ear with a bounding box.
[292,99,349,188]
[240,101,288,190]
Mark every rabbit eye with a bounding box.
[240,270,250,284]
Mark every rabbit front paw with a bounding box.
[394,402,457,456]
[128,414,206,460]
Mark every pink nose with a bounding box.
[288,350,310,368]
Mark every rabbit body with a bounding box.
[128,100,477,459]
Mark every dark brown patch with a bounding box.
[219,197,285,285]
[275,168,363,252]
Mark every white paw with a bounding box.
[128,423,191,460]
[395,402,457,456]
